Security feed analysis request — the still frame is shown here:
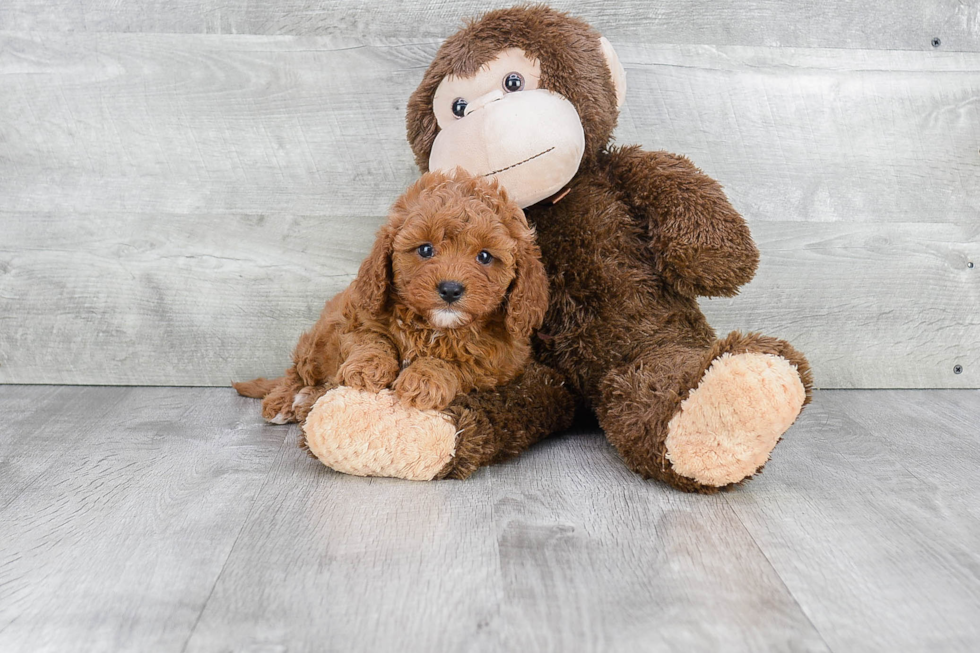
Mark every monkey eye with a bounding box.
[476,250,494,265]
[503,72,524,92]
[451,98,468,118]
[417,243,435,259]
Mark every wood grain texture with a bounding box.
[182,424,509,652]
[0,385,73,508]
[3,35,979,222]
[617,44,980,226]
[725,389,980,651]
[486,427,830,652]
[182,423,833,652]
[1,0,977,52]
[1,217,974,387]
[2,386,980,651]
[0,386,287,652]
[0,211,372,385]
[701,221,980,389]
[0,32,426,218]
[1,34,978,387]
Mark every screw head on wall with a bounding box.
[953,364,963,374]
[932,37,942,47]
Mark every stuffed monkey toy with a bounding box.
[301,5,813,492]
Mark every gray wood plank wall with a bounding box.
[2,1,977,51]
[0,3,978,387]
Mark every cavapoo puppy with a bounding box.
[234,169,549,423]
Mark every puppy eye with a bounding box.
[417,243,435,259]
[451,98,468,118]
[476,250,494,265]
[503,72,524,92]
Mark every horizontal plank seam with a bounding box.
[2,30,979,57]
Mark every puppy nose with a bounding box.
[437,281,465,304]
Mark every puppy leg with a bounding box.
[293,312,343,388]
[336,336,401,393]
[263,326,343,424]
[262,374,341,426]
[259,292,347,425]
[392,357,461,411]
[291,381,338,423]
[260,368,307,424]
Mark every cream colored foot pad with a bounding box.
[665,353,806,487]
[303,387,458,481]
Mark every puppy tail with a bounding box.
[232,377,281,399]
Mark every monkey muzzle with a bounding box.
[429,89,585,208]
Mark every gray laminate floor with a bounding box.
[1,387,978,652]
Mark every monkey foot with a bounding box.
[302,387,458,481]
[665,352,806,487]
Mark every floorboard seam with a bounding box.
[178,428,293,653]
[722,498,836,653]
[485,471,509,647]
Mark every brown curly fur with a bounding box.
[403,6,813,491]
[234,169,549,421]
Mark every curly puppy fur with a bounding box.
[234,169,549,422]
[400,6,812,490]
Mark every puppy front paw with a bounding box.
[337,352,400,393]
[392,363,459,412]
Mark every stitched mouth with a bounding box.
[482,147,555,177]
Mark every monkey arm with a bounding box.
[608,146,759,297]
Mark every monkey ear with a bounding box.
[599,36,627,110]
[350,224,395,317]
[506,233,550,340]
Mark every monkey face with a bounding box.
[406,7,628,208]
[428,48,586,208]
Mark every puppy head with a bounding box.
[352,169,548,337]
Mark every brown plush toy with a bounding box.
[301,5,813,492]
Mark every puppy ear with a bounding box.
[351,223,395,317]
[505,231,550,340]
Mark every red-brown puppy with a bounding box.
[234,169,549,422]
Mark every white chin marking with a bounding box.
[429,309,464,329]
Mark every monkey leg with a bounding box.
[437,361,575,479]
[596,332,812,493]
[302,361,575,481]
